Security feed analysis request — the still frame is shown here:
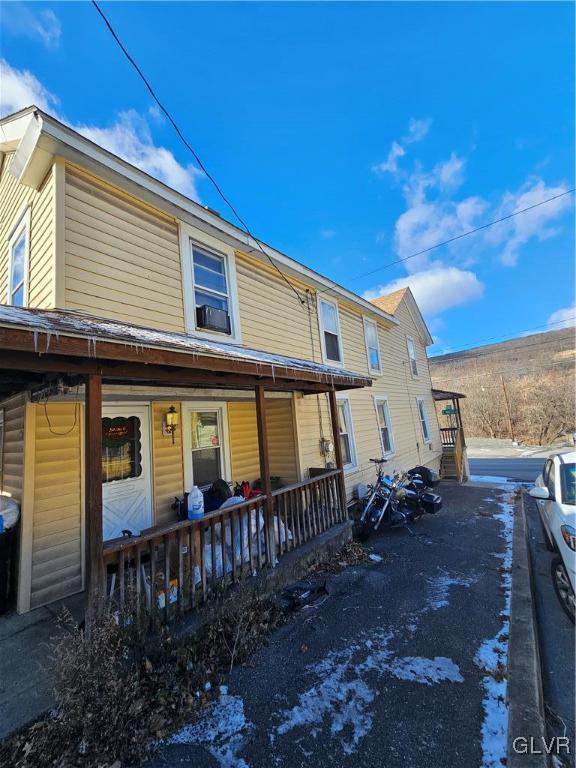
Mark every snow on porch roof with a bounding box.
[0,305,371,387]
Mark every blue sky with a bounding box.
[1,1,574,353]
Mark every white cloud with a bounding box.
[372,117,431,175]
[372,141,405,175]
[320,228,337,240]
[0,58,60,115]
[0,60,201,201]
[405,118,432,144]
[1,4,61,48]
[547,306,576,330]
[78,111,201,200]
[485,179,573,266]
[363,265,484,316]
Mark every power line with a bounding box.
[317,188,575,299]
[430,316,576,359]
[91,1,306,307]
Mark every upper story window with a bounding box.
[180,223,241,342]
[406,335,418,377]
[192,245,231,334]
[375,397,394,455]
[416,397,431,443]
[319,298,343,365]
[7,210,30,307]
[363,318,381,374]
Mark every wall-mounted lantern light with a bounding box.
[164,405,179,444]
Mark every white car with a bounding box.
[529,451,576,622]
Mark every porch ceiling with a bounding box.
[0,305,372,397]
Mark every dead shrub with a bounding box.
[2,594,284,768]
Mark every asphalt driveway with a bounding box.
[151,483,514,768]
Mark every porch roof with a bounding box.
[432,388,466,401]
[0,305,372,396]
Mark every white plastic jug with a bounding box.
[187,486,204,520]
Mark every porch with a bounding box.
[432,388,468,482]
[0,306,371,624]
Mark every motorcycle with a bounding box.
[358,459,442,541]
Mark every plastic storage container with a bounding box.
[187,486,205,520]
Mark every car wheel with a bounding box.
[539,516,555,552]
[551,556,575,623]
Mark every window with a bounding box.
[336,398,357,468]
[180,225,241,340]
[364,318,381,374]
[560,463,576,506]
[546,460,557,499]
[407,336,418,377]
[190,410,222,487]
[8,211,29,307]
[416,398,431,443]
[319,298,343,364]
[375,398,394,455]
[192,244,232,334]
[102,416,143,483]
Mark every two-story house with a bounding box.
[0,107,443,618]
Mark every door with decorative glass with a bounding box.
[101,405,153,541]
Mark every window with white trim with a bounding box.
[406,336,418,376]
[8,211,29,307]
[319,298,343,364]
[336,398,357,468]
[364,318,381,374]
[191,243,233,335]
[375,397,394,455]
[416,397,431,443]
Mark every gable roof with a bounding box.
[369,287,433,347]
[369,288,408,316]
[0,107,398,329]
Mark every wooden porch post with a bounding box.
[455,398,466,446]
[255,384,275,565]
[85,373,104,622]
[328,388,347,520]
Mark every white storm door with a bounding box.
[102,405,153,542]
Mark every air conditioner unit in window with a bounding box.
[196,305,231,334]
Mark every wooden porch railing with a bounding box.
[440,427,458,447]
[102,469,345,624]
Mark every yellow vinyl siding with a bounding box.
[152,402,184,525]
[0,153,55,308]
[235,252,322,359]
[29,402,83,609]
[63,166,185,331]
[0,393,26,501]
[228,399,298,486]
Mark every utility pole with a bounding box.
[501,376,516,443]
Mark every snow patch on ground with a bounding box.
[427,569,479,609]
[469,475,517,490]
[272,629,464,757]
[474,491,514,768]
[165,693,254,768]
[385,656,464,685]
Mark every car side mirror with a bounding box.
[529,486,551,501]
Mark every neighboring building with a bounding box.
[0,107,441,616]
